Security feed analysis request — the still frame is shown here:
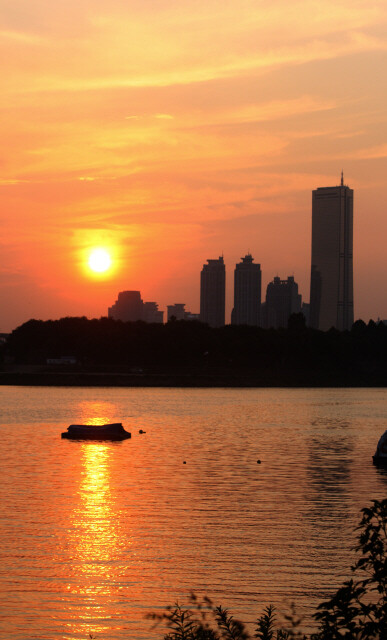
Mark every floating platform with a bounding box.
[61,423,131,441]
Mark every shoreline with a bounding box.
[1,371,386,388]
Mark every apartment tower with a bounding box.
[309,174,354,331]
[264,275,302,329]
[231,253,261,326]
[200,256,225,327]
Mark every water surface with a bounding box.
[0,386,386,639]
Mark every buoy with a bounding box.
[139,429,146,434]
[257,460,261,464]
[183,461,186,464]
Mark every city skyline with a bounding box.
[1,2,387,331]
[105,265,303,330]
[107,176,356,331]
[3,182,387,332]
[5,168,387,332]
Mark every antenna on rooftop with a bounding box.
[341,170,344,186]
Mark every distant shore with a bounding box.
[1,370,386,387]
[2,317,386,388]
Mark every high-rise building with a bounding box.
[200,256,225,327]
[309,174,354,331]
[301,302,310,326]
[263,276,302,329]
[231,254,261,326]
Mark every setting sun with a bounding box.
[88,249,112,274]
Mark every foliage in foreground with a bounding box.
[148,500,387,640]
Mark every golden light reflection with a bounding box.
[65,401,127,638]
[73,444,120,567]
[75,400,118,425]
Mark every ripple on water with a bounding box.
[0,387,386,639]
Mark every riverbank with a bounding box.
[1,369,386,387]
[2,317,386,387]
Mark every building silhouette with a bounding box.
[108,291,163,323]
[200,256,225,327]
[167,303,187,321]
[231,253,261,326]
[263,276,302,328]
[185,312,200,321]
[143,301,163,323]
[108,291,144,322]
[309,174,354,331]
[301,302,310,326]
[167,303,199,322]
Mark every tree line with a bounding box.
[1,315,386,385]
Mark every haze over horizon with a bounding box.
[1,0,387,332]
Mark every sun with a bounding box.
[88,248,112,273]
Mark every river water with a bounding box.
[0,386,386,639]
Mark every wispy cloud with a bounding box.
[0,29,44,44]
[1,1,386,95]
[0,178,31,185]
[350,143,387,159]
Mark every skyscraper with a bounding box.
[200,256,225,327]
[263,275,302,328]
[231,253,261,326]
[309,174,354,331]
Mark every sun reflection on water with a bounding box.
[65,403,127,638]
[75,400,118,426]
[73,444,121,567]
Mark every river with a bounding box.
[0,386,386,639]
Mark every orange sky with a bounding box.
[1,0,386,331]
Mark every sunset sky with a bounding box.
[1,0,386,331]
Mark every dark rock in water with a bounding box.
[61,423,131,441]
[257,460,261,464]
[373,455,387,467]
[373,430,387,466]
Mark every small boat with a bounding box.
[61,423,131,441]
[372,430,387,466]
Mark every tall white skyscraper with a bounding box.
[309,174,354,331]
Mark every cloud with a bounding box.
[125,113,174,121]
[350,143,387,159]
[0,178,30,185]
[0,29,43,44]
[1,1,386,96]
